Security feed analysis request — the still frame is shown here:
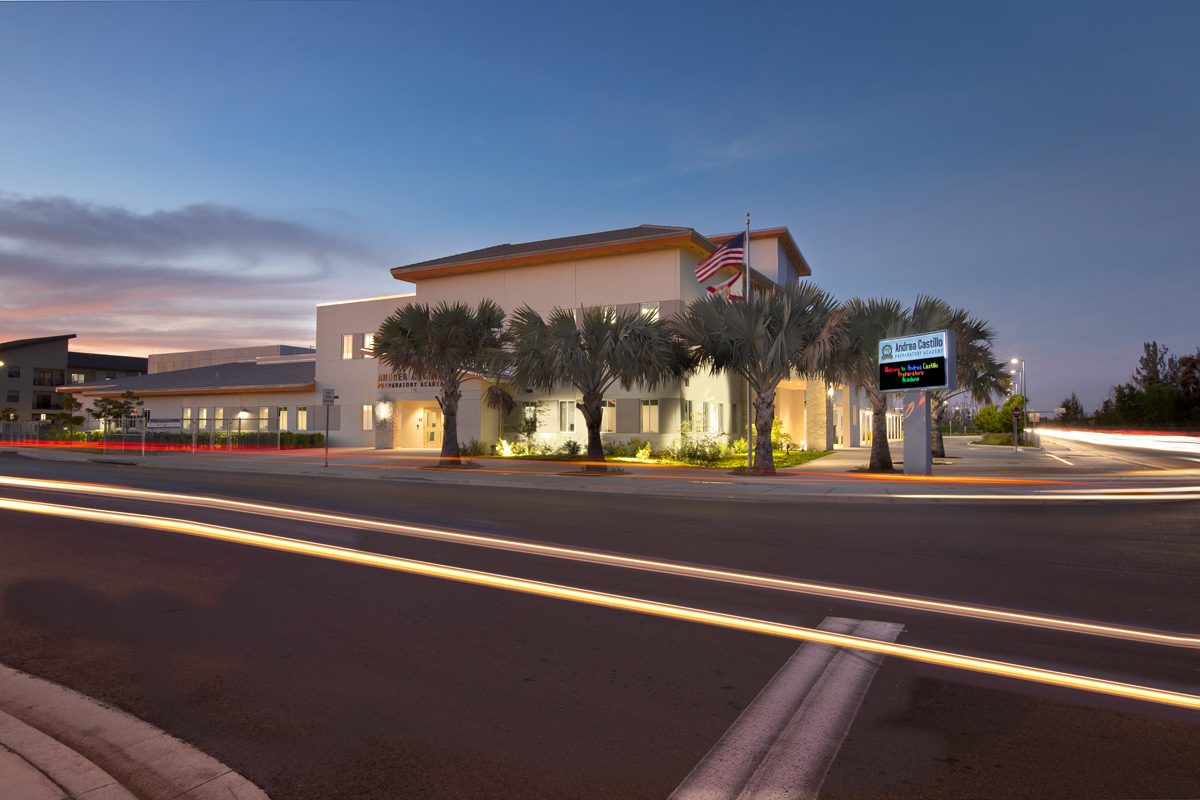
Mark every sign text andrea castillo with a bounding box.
[878,330,957,393]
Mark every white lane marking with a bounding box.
[1046,453,1073,465]
[671,618,904,800]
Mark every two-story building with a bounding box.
[317,223,865,451]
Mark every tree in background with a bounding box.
[504,305,682,472]
[975,395,1027,434]
[1057,392,1087,426]
[88,390,143,432]
[54,394,86,432]
[0,407,17,421]
[373,299,508,466]
[1095,341,1200,428]
[678,281,841,474]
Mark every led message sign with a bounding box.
[879,330,957,393]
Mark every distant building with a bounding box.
[148,344,315,374]
[0,334,146,421]
[60,347,319,434]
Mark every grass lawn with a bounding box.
[973,433,1039,447]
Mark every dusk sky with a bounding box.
[1,1,1197,414]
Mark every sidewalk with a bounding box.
[10,434,1194,503]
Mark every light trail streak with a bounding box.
[2,495,1199,713]
[1,475,1199,648]
[1039,429,1200,456]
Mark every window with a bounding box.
[640,302,659,321]
[342,333,355,360]
[198,408,208,430]
[600,305,616,318]
[278,407,288,430]
[362,333,375,357]
[259,406,269,431]
[362,404,373,431]
[682,399,693,425]
[297,406,308,430]
[717,402,725,434]
[641,399,659,433]
[215,408,224,429]
[6,365,18,378]
[6,390,17,403]
[558,400,575,433]
[601,399,615,433]
[70,372,87,384]
[105,372,115,380]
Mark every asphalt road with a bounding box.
[0,454,1198,799]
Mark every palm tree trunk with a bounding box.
[869,391,894,471]
[437,383,462,466]
[578,398,606,472]
[752,387,776,474]
[931,398,946,458]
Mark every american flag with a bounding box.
[695,232,746,283]
[706,270,743,299]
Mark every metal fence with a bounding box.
[1,419,322,454]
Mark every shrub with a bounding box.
[460,437,489,456]
[561,438,582,456]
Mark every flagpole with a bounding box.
[745,212,752,471]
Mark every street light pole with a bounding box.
[1010,357,1026,445]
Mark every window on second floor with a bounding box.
[342,334,355,360]
[362,333,376,358]
[640,302,659,321]
[6,366,18,379]
[70,372,87,384]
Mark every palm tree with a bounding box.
[373,299,507,466]
[832,295,952,472]
[504,305,681,471]
[677,281,842,474]
[929,308,1009,457]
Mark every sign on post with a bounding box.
[322,388,336,406]
[878,331,957,393]
[1013,407,1022,421]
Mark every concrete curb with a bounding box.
[0,706,137,799]
[0,664,269,800]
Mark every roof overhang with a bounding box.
[60,382,316,398]
[391,230,718,281]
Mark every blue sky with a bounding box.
[1,0,1197,414]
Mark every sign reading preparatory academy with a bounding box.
[879,330,957,392]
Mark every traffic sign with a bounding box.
[1012,407,1023,421]
[322,388,336,406]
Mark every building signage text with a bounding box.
[377,373,439,391]
[878,330,957,393]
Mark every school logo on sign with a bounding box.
[881,344,893,361]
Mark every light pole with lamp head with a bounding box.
[1010,357,1026,442]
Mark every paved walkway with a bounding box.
[1,433,1197,797]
